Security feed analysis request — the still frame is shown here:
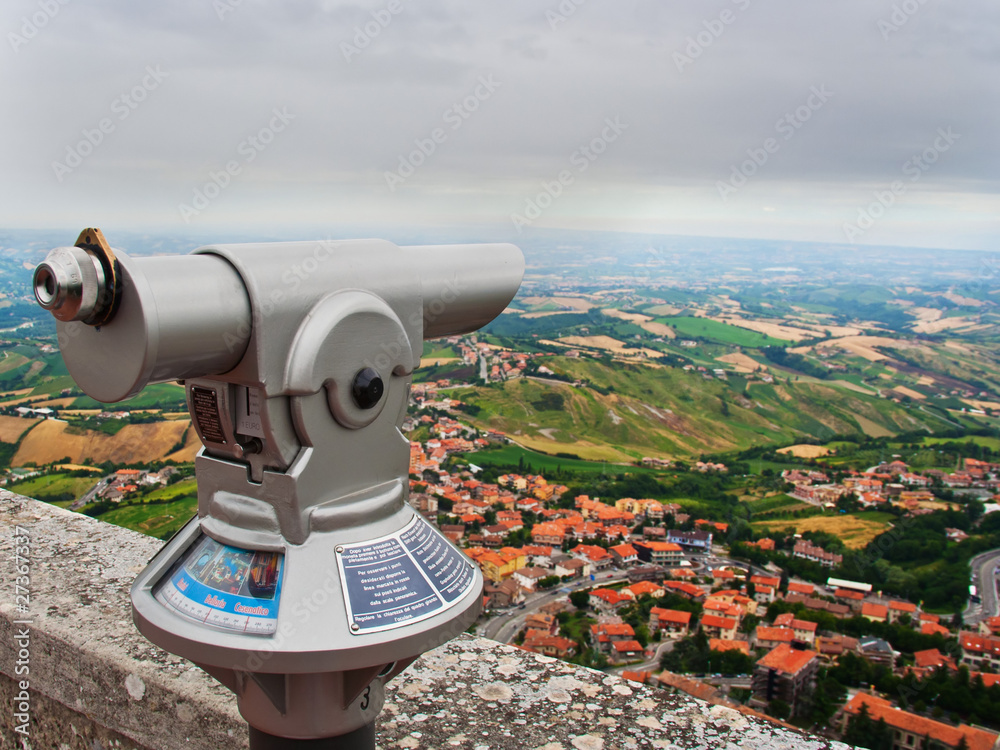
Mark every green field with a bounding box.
[72,382,187,409]
[854,510,896,525]
[462,444,663,477]
[9,472,98,506]
[657,317,789,347]
[422,341,458,359]
[0,352,30,376]
[917,435,1000,451]
[745,494,804,514]
[98,495,197,539]
[96,478,198,539]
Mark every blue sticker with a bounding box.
[155,536,284,635]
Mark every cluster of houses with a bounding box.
[783,458,1000,513]
[484,548,994,740]
[463,502,1000,750]
[8,392,131,423]
[677,361,775,384]
[791,539,844,568]
[634,572,1000,750]
[95,467,174,502]
[13,405,57,419]
[423,334,540,383]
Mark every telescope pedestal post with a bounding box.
[248,723,375,750]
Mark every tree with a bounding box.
[842,703,893,750]
[569,590,590,610]
[843,702,874,747]
[767,699,790,720]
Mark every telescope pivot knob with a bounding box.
[351,368,384,409]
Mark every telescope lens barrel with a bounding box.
[32,246,109,323]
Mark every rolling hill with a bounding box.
[454,357,939,461]
[11,419,196,467]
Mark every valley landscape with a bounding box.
[3,227,1000,741]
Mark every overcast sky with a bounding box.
[2,0,998,250]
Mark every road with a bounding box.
[607,638,676,675]
[479,571,631,644]
[71,474,112,510]
[480,555,754,645]
[917,404,963,428]
[964,548,1000,624]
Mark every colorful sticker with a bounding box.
[154,535,283,635]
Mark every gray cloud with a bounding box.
[1,0,997,249]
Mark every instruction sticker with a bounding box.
[339,515,478,634]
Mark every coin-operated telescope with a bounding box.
[33,228,524,749]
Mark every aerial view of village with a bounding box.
[2,229,1000,749]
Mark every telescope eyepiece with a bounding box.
[33,246,110,324]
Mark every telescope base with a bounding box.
[248,723,375,750]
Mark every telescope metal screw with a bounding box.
[351,623,359,632]
[351,368,384,410]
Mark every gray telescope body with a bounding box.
[34,231,523,744]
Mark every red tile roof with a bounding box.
[756,626,795,643]
[664,580,705,599]
[522,635,576,654]
[621,670,651,684]
[591,623,635,638]
[627,581,664,597]
[609,543,638,557]
[701,614,738,631]
[787,581,814,595]
[637,541,683,552]
[651,607,691,625]
[978,673,1000,688]
[914,648,954,670]
[613,639,645,653]
[961,631,1000,657]
[591,588,630,606]
[861,602,888,619]
[756,644,817,676]
[843,693,998,750]
[835,588,865,600]
[709,638,750,655]
[920,621,951,637]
